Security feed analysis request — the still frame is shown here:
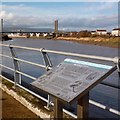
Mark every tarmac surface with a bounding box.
[1,89,41,119]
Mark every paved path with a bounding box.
[1,89,41,119]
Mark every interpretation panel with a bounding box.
[31,58,116,103]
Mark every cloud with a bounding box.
[2,2,118,17]
[0,11,14,19]
[3,13,117,31]
[2,4,55,16]
[58,14,118,31]
[83,2,117,13]
[1,2,118,31]
[2,0,119,2]
[3,14,54,28]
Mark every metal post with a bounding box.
[113,57,120,89]
[54,98,63,119]
[113,57,120,72]
[117,59,120,92]
[9,45,21,87]
[117,61,120,76]
[0,19,3,120]
[1,19,3,36]
[77,92,89,119]
[41,48,53,110]
[41,48,52,70]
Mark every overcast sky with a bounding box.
[0,2,118,31]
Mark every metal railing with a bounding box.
[0,43,120,118]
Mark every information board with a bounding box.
[31,58,116,103]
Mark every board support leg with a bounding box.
[77,92,89,119]
[54,98,63,119]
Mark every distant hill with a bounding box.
[0,34,12,41]
[3,27,54,33]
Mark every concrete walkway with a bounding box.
[1,90,42,119]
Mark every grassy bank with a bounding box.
[56,36,120,48]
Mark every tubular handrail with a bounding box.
[0,53,51,69]
[0,75,77,118]
[0,64,37,80]
[0,64,15,71]
[0,43,116,62]
[16,70,36,80]
[1,54,120,89]
[101,81,120,89]
[15,58,46,68]
[2,62,120,90]
[0,54,13,59]
[44,49,114,62]
[0,52,120,89]
[1,43,120,117]
[1,75,120,117]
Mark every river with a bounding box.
[2,38,119,118]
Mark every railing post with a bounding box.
[40,48,52,70]
[113,56,120,77]
[9,45,21,88]
[40,48,53,110]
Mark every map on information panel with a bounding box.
[31,58,116,103]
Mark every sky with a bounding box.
[0,2,119,31]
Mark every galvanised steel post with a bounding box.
[1,19,3,36]
[113,56,120,78]
[40,48,52,71]
[9,45,21,88]
[40,48,53,110]
[113,57,120,72]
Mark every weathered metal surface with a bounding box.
[9,46,21,85]
[31,58,116,103]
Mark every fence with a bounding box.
[0,43,120,118]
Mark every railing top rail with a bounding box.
[1,43,120,117]
[0,43,118,63]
